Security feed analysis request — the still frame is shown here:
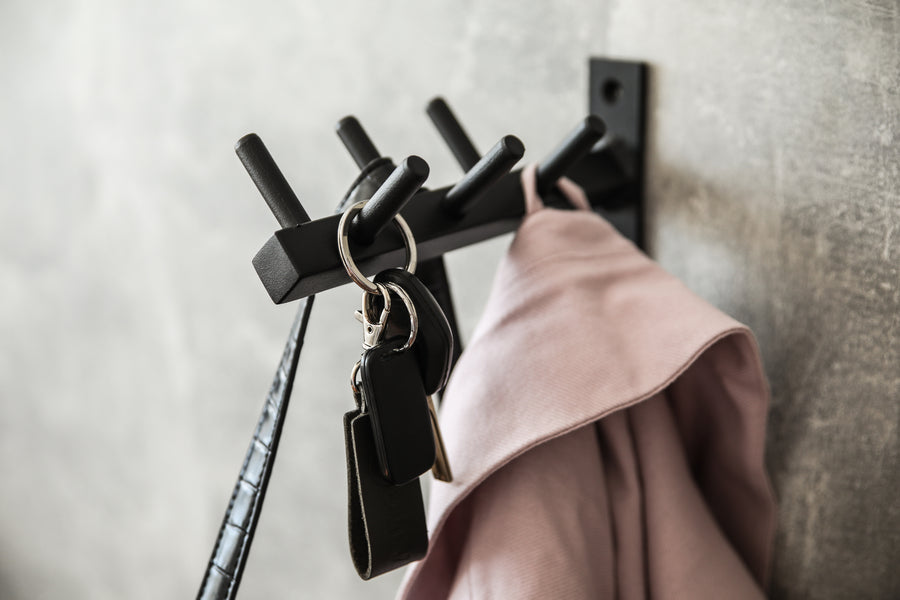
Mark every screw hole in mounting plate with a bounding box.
[601,78,623,104]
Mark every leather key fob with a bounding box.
[375,268,454,395]
[359,337,435,484]
[344,409,428,579]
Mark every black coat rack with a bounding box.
[249,59,645,303]
[197,57,647,600]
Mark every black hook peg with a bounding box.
[336,116,382,169]
[426,97,481,171]
[536,115,607,196]
[235,133,311,228]
[441,135,525,217]
[350,155,430,245]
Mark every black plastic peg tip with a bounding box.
[336,116,382,169]
[350,156,430,245]
[536,115,607,196]
[442,135,525,217]
[426,97,482,172]
[235,133,311,228]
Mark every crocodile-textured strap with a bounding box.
[197,296,315,600]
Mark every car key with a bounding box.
[358,335,436,485]
[374,268,454,395]
[424,394,453,482]
[375,271,455,482]
[355,283,435,485]
[380,281,453,482]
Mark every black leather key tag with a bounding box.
[359,337,436,484]
[374,268,454,395]
[343,409,428,580]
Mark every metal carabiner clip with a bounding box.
[359,283,392,349]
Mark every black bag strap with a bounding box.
[196,297,315,600]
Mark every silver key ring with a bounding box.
[337,200,417,294]
[384,282,419,352]
[349,360,364,412]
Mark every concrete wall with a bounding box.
[614,4,900,597]
[0,1,896,598]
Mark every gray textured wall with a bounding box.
[615,3,900,598]
[0,1,896,599]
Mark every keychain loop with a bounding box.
[360,283,392,349]
[384,282,419,352]
[337,200,417,294]
[349,360,364,412]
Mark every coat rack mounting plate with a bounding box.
[568,57,647,249]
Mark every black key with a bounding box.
[359,337,436,485]
[374,270,455,482]
[374,268,454,396]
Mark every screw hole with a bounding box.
[601,79,623,104]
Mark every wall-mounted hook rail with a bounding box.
[251,158,626,303]
[248,57,646,304]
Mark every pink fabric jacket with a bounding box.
[399,165,777,599]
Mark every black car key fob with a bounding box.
[375,268,454,395]
[359,336,435,484]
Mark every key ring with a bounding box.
[337,200,417,294]
[383,282,418,352]
[349,360,364,412]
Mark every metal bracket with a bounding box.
[568,58,647,248]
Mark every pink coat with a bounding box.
[399,165,776,599]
